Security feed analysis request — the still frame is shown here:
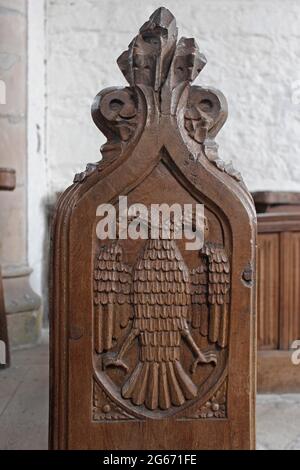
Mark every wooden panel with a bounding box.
[257,213,300,233]
[253,190,300,214]
[280,232,300,349]
[256,202,300,392]
[257,233,280,349]
[258,350,300,393]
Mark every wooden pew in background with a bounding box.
[254,191,300,392]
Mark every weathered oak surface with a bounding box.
[50,7,256,449]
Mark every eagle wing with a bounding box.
[190,257,209,336]
[93,241,132,353]
[190,243,230,348]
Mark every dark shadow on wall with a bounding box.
[41,193,61,327]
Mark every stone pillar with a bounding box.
[0,0,41,348]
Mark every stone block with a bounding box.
[7,307,42,349]
[0,186,27,265]
[0,117,26,185]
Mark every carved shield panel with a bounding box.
[50,8,256,449]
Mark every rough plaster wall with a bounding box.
[46,0,300,194]
[28,0,47,298]
[0,0,27,266]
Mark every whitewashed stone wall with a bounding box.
[46,0,300,194]
[28,0,47,298]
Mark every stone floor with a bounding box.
[0,344,299,450]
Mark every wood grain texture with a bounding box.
[280,232,300,350]
[258,350,300,393]
[257,234,279,350]
[256,206,300,392]
[253,191,300,214]
[257,212,300,352]
[49,7,256,450]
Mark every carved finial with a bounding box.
[169,37,207,88]
[86,7,237,185]
[118,7,177,91]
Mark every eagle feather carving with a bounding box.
[94,237,230,411]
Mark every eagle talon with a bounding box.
[102,353,129,373]
[191,350,217,374]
